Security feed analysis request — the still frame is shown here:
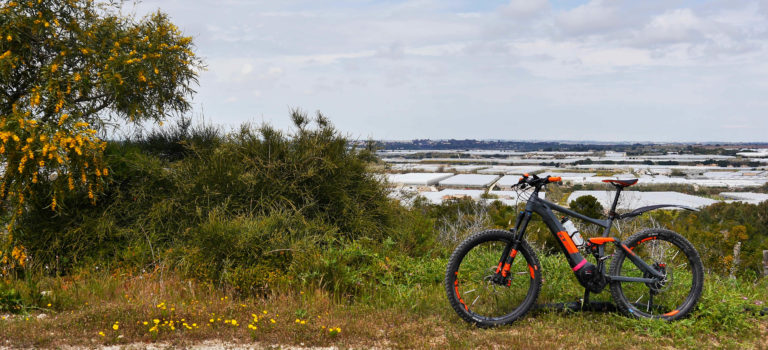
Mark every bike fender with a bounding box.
[617,204,699,219]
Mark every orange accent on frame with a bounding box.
[663,310,679,317]
[548,176,562,182]
[588,237,615,245]
[510,249,518,258]
[556,231,579,254]
[496,261,503,273]
[501,263,511,277]
[622,244,636,256]
[528,265,535,279]
[639,236,658,244]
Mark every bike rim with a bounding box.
[454,238,536,321]
[615,236,697,318]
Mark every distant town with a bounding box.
[370,140,768,210]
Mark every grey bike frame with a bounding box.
[505,185,665,283]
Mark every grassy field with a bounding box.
[2,254,766,349]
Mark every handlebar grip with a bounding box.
[548,176,561,183]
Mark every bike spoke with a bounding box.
[453,237,536,319]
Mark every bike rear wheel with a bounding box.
[445,230,541,327]
[609,229,703,320]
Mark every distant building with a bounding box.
[567,191,718,210]
[439,174,500,189]
[386,172,453,186]
[719,192,768,204]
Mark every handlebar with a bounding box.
[513,174,561,189]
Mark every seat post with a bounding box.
[608,186,623,218]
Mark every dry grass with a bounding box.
[2,272,767,349]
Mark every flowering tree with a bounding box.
[0,0,201,269]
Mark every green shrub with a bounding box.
[14,111,405,293]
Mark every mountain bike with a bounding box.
[444,174,704,327]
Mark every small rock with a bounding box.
[37,314,48,319]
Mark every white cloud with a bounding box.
[637,9,705,45]
[555,0,622,36]
[266,67,283,76]
[126,0,768,142]
[501,0,550,19]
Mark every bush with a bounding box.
[13,111,411,294]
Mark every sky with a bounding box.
[124,0,768,142]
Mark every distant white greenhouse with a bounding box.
[567,191,718,210]
[390,163,446,172]
[477,166,545,175]
[444,165,489,172]
[386,172,454,186]
[439,174,500,188]
[720,192,768,204]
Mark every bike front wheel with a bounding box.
[609,229,704,320]
[445,230,541,327]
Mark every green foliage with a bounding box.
[672,201,768,277]
[0,285,23,313]
[0,0,201,265]
[14,111,414,294]
[569,195,604,219]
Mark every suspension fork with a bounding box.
[495,211,532,278]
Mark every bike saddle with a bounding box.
[602,178,639,187]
